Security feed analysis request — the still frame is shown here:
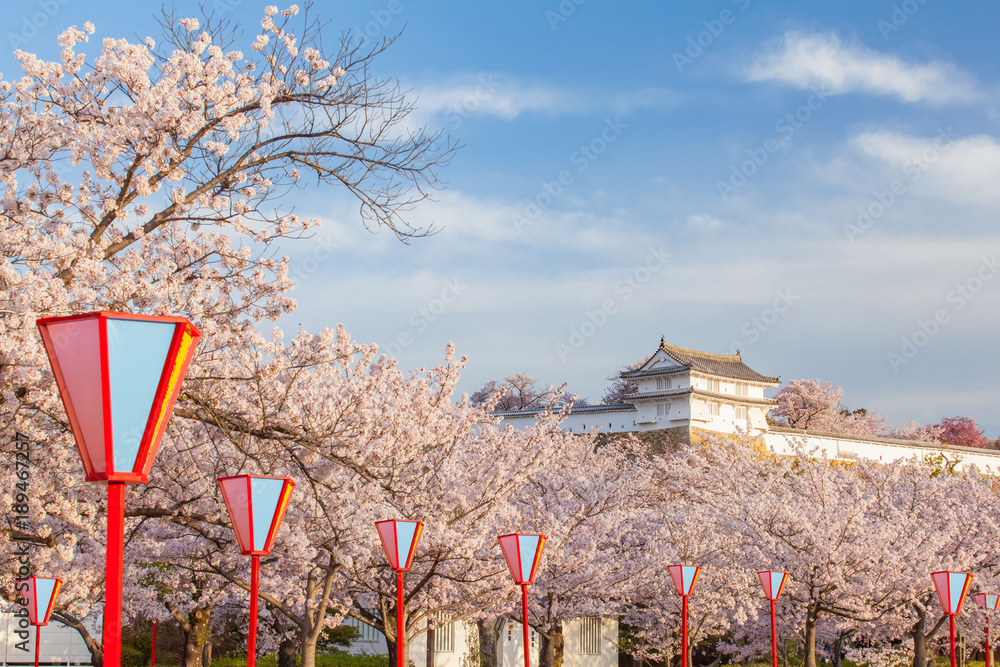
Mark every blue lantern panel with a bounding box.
[250,477,286,551]
[395,521,419,569]
[518,535,541,583]
[107,319,175,472]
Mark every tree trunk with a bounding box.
[181,605,212,667]
[477,618,503,667]
[912,607,928,667]
[428,626,436,667]
[202,640,212,667]
[300,628,320,667]
[278,637,297,667]
[540,625,562,667]
[53,612,103,667]
[542,631,555,667]
[389,635,411,667]
[833,633,843,667]
[802,604,819,667]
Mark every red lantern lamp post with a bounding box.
[376,520,425,667]
[26,576,62,667]
[667,565,701,667]
[976,593,1000,667]
[36,311,200,667]
[932,571,973,667]
[758,571,790,667]
[498,534,546,667]
[218,475,296,667]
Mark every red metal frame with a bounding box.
[36,311,201,484]
[497,534,546,585]
[976,594,999,667]
[498,534,547,667]
[376,520,425,572]
[26,577,62,626]
[218,475,296,555]
[218,475,295,667]
[757,571,789,667]
[36,311,200,667]
[932,571,973,667]
[375,520,425,667]
[667,565,701,667]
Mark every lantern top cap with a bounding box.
[37,310,199,326]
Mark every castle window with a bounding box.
[735,406,748,420]
[434,614,456,653]
[579,617,602,655]
[344,616,380,643]
[657,402,670,416]
[736,384,748,396]
[708,402,720,416]
[656,377,672,390]
[707,379,720,392]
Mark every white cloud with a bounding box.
[851,130,1000,208]
[686,214,723,229]
[747,31,982,105]
[406,74,684,128]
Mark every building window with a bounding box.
[344,616,380,643]
[580,617,602,655]
[735,406,748,420]
[736,384,748,396]
[708,402,720,417]
[656,377,672,390]
[707,379,720,392]
[434,616,455,653]
[657,402,670,416]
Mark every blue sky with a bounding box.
[4,1,1000,434]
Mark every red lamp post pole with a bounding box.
[522,584,531,667]
[248,555,260,667]
[681,595,689,667]
[152,621,157,667]
[396,572,405,667]
[950,614,957,667]
[770,598,778,667]
[987,615,991,667]
[35,626,40,667]
[105,482,126,667]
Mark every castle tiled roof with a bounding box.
[625,387,777,406]
[621,338,780,385]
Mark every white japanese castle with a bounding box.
[496,337,1000,470]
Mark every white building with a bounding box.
[342,616,618,667]
[0,611,93,665]
[495,337,1000,470]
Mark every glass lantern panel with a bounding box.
[44,318,105,471]
[250,477,287,552]
[518,535,541,583]
[107,319,175,472]
[395,521,420,570]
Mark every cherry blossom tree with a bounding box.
[934,417,991,449]
[470,373,563,411]
[0,4,455,666]
[497,433,651,667]
[770,379,888,437]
